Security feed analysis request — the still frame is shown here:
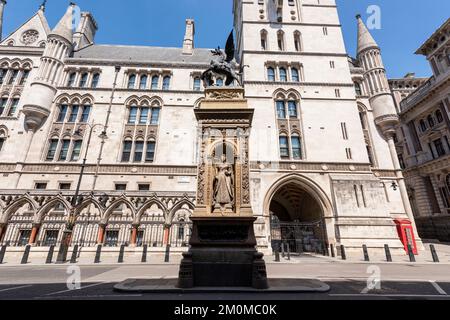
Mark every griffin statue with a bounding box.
[201,31,246,87]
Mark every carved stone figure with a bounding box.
[213,154,234,212]
[201,31,246,87]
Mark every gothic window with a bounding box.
[288,101,298,118]
[260,30,268,50]
[139,107,149,124]
[46,139,59,160]
[419,119,427,132]
[70,140,83,161]
[162,76,171,90]
[80,105,91,123]
[358,106,376,166]
[276,101,286,119]
[291,68,299,82]
[134,140,144,162]
[194,77,201,91]
[279,68,287,82]
[19,70,30,85]
[294,31,302,52]
[121,140,133,162]
[127,74,136,89]
[146,140,156,162]
[151,75,159,89]
[277,31,285,51]
[434,138,446,157]
[279,136,289,158]
[428,115,435,128]
[91,73,100,88]
[354,82,362,96]
[398,154,405,169]
[150,107,160,125]
[7,98,19,117]
[68,105,80,123]
[436,109,444,123]
[0,68,8,84]
[267,67,275,81]
[57,105,68,122]
[291,136,302,160]
[58,139,71,161]
[67,72,76,87]
[79,73,88,88]
[8,70,19,85]
[0,97,7,115]
[0,129,6,152]
[128,106,138,124]
[139,75,148,89]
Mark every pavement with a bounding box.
[0,255,450,300]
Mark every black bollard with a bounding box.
[430,244,440,263]
[118,244,125,263]
[384,244,392,262]
[141,244,148,263]
[324,244,330,257]
[340,245,346,260]
[407,244,416,262]
[94,244,102,264]
[164,244,171,263]
[274,248,280,262]
[362,245,370,262]
[70,245,79,264]
[21,244,31,264]
[0,245,7,264]
[46,245,55,264]
[286,243,291,261]
[330,244,335,258]
[281,242,286,258]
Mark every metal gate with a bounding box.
[270,215,327,255]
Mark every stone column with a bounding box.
[0,223,5,242]
[130,224,139,246]
[97,223,106,244]
[28,223,41,245]
[163,224,171,246]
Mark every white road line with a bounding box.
[44,282,109,296]
[0,285,33,293]
[329,294,449,298]
[429,280,447,295]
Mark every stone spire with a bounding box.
[0,0,6,42]
[356,14,379,55]
[49,2,76,43]
[39,0,47,12]
[182,19,195,55]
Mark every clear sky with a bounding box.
[3,0,449,78]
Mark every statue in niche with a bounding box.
[212,154,235,213]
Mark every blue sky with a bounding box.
[3,0,449,78]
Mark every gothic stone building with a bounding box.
[390,18,450,242]
[0,0,423,257]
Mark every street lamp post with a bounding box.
[56,123,107,263]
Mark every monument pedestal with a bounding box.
[177,87,268,289]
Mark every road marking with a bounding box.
[329,293,449,298]
[44,282,110,296]
[429,280,447,295]
[0,285,33,293]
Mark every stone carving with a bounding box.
[207,90,242,100]
[212,154,235,213]
[21,30,39,45]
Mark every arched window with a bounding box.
[57,105,68,122]
[121,140,133,162]
[279,68,287,82]
[436,110,444,123]
[288,101,298,118]
[260,30,268,50]
[276,101,286,119]
[79,73,88,87]
[7,98,19,117]
[146,140,156,162]
[68,105,79,123]
[193,77,201,91]
[419,119,427,132]
[216,78,224,87]
[134,140,144,162]
[128,106,138,124]
[139,107,149,124]
[0,97,7,116]
[8,69,19,85]
[359,110,368,130]
[151,75,159,89]
[46,139,59,161]
[354,82,362,96]
[277,31,285,51]
[19,70,30,85]
[70,140,83,161]
[291,135,302,160]
[150,107,160,125]
[162,76,171,90]
[80,105,91,123]
[91,73,100,88]
[291,68,299,82]
[267,67,275,81]
[0,68,8,84]
[0,129,6,152]
[294,31,302,52]
[67,72,76,87]
[127,74,136,89]
[279,136,289,158]
[139,75,148,89]
[428,115,435,128]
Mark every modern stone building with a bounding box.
[392,18,450,242]
[0,0,422,257]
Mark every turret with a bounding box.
[356,14,398,138]
[22,3,75,132]
[182,19,195,55]
[73,11,97,50]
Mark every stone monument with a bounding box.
[177,32,268,289]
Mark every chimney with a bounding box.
[73,12,98,50]
[182,19,195,55]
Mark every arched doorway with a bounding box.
[268,180,328,255]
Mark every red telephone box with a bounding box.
[394,219,418,255]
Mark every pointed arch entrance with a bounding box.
[264,174,332,255]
